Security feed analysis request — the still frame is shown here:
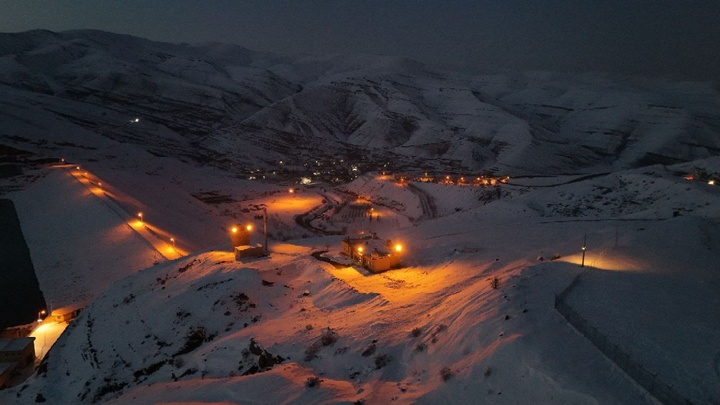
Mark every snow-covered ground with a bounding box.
[1,156,718,404]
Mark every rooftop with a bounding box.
[50,304,84,316]
[0,337,35,352]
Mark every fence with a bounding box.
[554,275,694,405]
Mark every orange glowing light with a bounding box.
[357,246,364,253]
[288,188,294,193]
[231,226,239,234]
[246,224,253,231]
[137,212,143,220]
[395,244,403,253]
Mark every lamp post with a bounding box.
[137,212,143,223]
[263,206,268,255]
[581,233,587,267]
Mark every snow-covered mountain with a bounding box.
[1,30,719,175]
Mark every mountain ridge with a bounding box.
[0,29,718,176]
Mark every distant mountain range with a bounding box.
[1,29,719,175]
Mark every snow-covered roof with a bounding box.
[0,337,34,352]
[50,304,84,316]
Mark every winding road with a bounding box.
[406,182,438,221]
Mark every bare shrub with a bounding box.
[320,328,338,346]
[305,376,322,388]
[361,343,376,357]
[374,354,391,369]
[440,366,455,381]
[304,328,338,361]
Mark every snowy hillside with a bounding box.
[2,155,719,404]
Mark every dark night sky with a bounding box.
[1,0,719,80]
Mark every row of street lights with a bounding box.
[63,144,185,260]
[137,211,178,250]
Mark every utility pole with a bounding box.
[581,233,587,267]
[263,206,268,255]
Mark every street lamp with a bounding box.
[170,237,175,246]
[394,244,403,253]
[137,212,143,223]
[581,233,587,267]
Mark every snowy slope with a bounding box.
[3,157,719,403]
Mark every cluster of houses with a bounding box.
[242,157,366,184]
[395,173,510,186]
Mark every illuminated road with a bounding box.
[406,182,438,220]
[58,165,185,260]
[29,321,68,360]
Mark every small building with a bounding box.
[341,235,373,258]
[0,337,35,368]
[341,233,404,273]
[50,304,83,323]
[0,362,14,388]
[234,244,266,261]
[418,173,434,182]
